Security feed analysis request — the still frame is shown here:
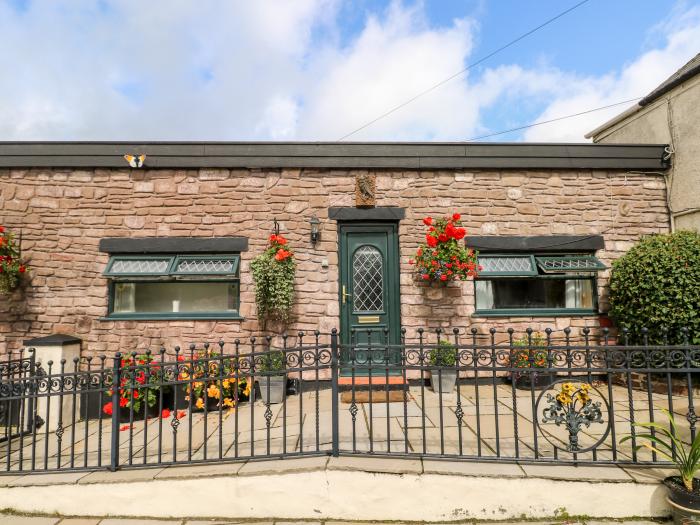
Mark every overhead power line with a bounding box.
[336,0,591,141]
[465,96,642,141]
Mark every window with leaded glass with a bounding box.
[474,254,604,316]
[104,254,241,319]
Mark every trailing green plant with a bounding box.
[0,225,28,295]
[250,234,296,327]
[621,409,700,492]
[428,340,457,367]
[609,231,700,344]
[258,350,286,373]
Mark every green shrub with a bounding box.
[258,350,286,373]
[609,231,700,344]
[428,340,457,367]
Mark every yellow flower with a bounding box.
[223,397,235,408]
[207,385,220,399]
[561,383,575,395]
[243,382,251,397]
[580,383,591,392]
[195,398,204,409]
[556,393,572,405]
[179,371,189,380]
[193,381,204,390]
[222,379,231,390]
[576,392,590,404]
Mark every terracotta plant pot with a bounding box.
[429,369,457,394]
[664,476,700,521]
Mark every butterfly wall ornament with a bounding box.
[124,154,146,168]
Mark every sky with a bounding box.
[0,0,698,142]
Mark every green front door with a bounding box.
[339,223,401,374]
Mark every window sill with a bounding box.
[472,309,598,318]
[101,314,245,321]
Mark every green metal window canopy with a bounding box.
[535,255,606,273]
[104,255,240,278]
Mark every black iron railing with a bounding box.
[1,326,700,474]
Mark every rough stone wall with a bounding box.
[0,168,669,355]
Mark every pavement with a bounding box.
[0,517,673,524]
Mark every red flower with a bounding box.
[161,408,171,419]
[423,217,433,226]
[119,424,132,432]
[454,228,466,240]
[452,213,461,221]
[0,226,4,233]
[177,355,185,362]
[275,248,291,261]
[119,397,129,408]
[269,234,277,242]
[416,248,422,256]
[102,402,113,416]
[426,235,438,248]
[132,390,139,399]
[18,265,26,273]
[438,234,448,243]
[276,236,287,245]
[440,274,448,281]
[176,410,187,419]
[408,259,415,265]
[422,274,430,280]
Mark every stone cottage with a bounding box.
[0,142,670,356]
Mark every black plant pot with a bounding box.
[512,371,556,390]
[664,476,700,519]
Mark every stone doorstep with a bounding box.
[0,456,661,487]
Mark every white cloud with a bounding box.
[521,4,700,142]
[0,0,698,142]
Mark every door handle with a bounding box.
[342,285,352,305]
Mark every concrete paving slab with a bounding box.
[519,463,635,482]
[55,519,101,525]
[0,517,60,525]
[156,461,245,480]
[422,459,526,478]
[622,465,677,484]
[100,518,182,525]
[78,467,166,484]
[8,471,90,486]
[237,455,328,476]
[326,455,422,474]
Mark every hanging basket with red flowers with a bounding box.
[250,233,296,325]
[0,225,28,295]
[409,213,480,283]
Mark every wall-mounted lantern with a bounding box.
[309,215,320,245]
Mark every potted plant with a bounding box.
[250,233,296,330]
[0,225,28,295]
[181,351,252,412]
[103,354,165,422]
[507,333,555,390]
[427,340,458,393]
[409,213,480,284]
[257,349,286,404]
[621,409,700,520]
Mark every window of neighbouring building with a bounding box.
[103,255,241,319]
[474,254,605,316]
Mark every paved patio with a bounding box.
[0,380,692,472]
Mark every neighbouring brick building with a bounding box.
[0,142,670,356]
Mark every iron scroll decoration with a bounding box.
[535,378,611,454]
